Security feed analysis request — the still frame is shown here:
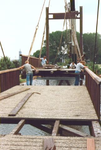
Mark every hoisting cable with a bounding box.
[0,41,6,58]
[39,0,51,60]
[54,2,68,64]
[93,0,100,71]
[0,41,7,68]
[27,0,47,61]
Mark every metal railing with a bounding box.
[85,68,101,120]
[0,68,20,92]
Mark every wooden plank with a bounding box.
[10,120,25,135]
[59,124,90,137]
[90,121,101,137]
[44,138,56,150]
[0,88,30,101]
[87,138,95,150]
[52,120,60,136]
[8,92,34,116]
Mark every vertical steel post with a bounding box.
[70,0,75,11]
[80,6,83,57]
[46,7,49,62]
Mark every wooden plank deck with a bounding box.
[0,85,98,120]
[0,135,101,150]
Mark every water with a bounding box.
[0,124,50,136]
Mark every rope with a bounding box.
[39,0,51,59]
[93,0,100,71]
[0,42,6,58]
[27,0,47,61]
[54,2,68,63]
[0,41,7,68]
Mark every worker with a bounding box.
[40,56,48,67]
[74,59,87,85]
[69,61,76,69]
[19,60,37,85]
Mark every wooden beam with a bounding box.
[44,138,56,150]
[59,124,90,137]
[10,119,25,135]
[90,121,101,137]
[87,138,95,150]
[52,120,60,136]
[8,92,34,116]
[0,88,30,101]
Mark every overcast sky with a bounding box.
[0,0,101,60]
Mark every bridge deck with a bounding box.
[0,85,98,121]
[0,135,101,150]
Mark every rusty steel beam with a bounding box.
[70,0,75,11]
[59,124,90,137]
[46,7,49,62]
[49,11,80,20]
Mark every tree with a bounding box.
[83,33,101,63]
[0,56,18,70]
[33,30,101,65]
[12,60,20,68]
[33,30,71,64]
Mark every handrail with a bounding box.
[85,67,101,120]
[0,68,19,74]
[85,68,101,84]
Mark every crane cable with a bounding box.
[27,0,47,61]
[54,1,68,63]
[0,42,6,58]
[39,0,51,59]
[0,41,7,68]
[93,0,100,71]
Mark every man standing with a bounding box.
[69,61,76,69]
[75,59,87,85]
[40,56,48,67]
[19,60,37,85]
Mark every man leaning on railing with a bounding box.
[74,59,87,86]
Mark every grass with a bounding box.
[19,75,26,83]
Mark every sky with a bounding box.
[0,0,101,60]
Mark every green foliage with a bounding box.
[0,56,19,71]
[83,33,101,63]
[12,60,20,68]
[33,30,101,66]
[87,62,101,75]
[33,47,46,58]
[33,30,72,64]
